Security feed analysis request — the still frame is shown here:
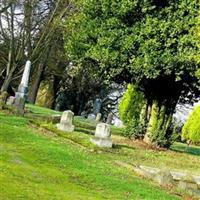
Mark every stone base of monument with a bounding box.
[14,97,25,115]
[56,123,75,132]
[90,137,112,148]
[15,85,28,100]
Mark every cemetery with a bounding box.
[0,0,200,199]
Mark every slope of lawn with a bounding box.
[0,112,183,200]
[25,104,200,173]
[25,104,125,136]
[26,104,61,116]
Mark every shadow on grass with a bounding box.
[171,143,200,156]
[113,144,136,151]
[75,128,94,135]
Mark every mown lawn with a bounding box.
[0,112,183,200]
[25,104,200,174]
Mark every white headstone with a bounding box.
[56,110,75,132]
[91,123,112,148]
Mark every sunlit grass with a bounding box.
[0,112,181,200]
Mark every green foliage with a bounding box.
[65,0,199,97]
[119,84,145,138]
[151,125,178,148]
[182,105,200,143]
[65,0,200,147]
[119,84,144,124]
[124,119,144,139]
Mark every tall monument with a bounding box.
[15,60,31,100]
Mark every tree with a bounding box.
[65,0,200,147]
[182,105,200,144]
[54,62,123,117]
[0,0,71,99]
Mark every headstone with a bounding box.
[114,120,125,128]
[95,113,102,122]
[6,96,15,106]
[106,112,113,124]
[91,123,112,147]
[56,110,75,132]
[80,111,87,118]
[14,97,25,115]
[87,113,96,120]
[15,60,31,100]
[93,98,102,115]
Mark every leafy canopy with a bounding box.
[66,0,199,97]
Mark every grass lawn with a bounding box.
[0,113,183,200]
[26,104,61,116]
[26,104,200,174]
[0,105,199,199]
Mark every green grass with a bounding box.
[0,112,184,200]
[171,142,200,156]
[110,138,200,174]
[26,104,61,116]
[26,104,200,173]
[26,104,125,136]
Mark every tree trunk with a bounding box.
[24,0,32,58]
[0,65,15,92]
[139,101,148,128]
[143,99,174,147]
[1,3,15,93]
[6,3,15,76]
[144,100,159,144]
[29,63,45,104]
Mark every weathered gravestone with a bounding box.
[106,112,113,124]
[95,113,102,122]
[93,98,102,116]
[91,123,112,147]
[57,110,75,132]
[87,113,96,120]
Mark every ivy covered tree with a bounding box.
[65,0,200,147]
[182,105,200,144]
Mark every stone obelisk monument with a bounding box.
[15,60,31,100]
[14,60,31,115]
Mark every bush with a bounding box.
[182,105,200,143]
[119,84,145,138]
